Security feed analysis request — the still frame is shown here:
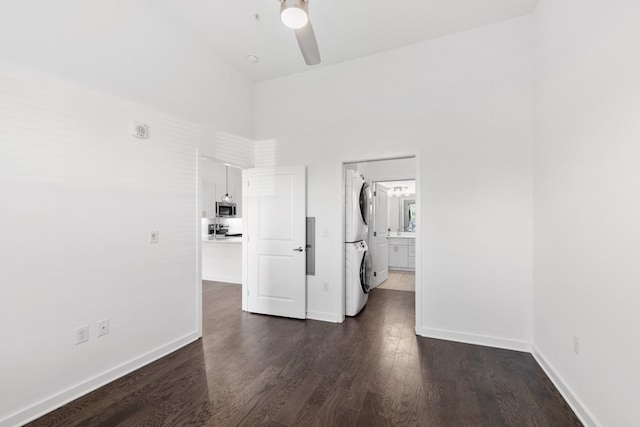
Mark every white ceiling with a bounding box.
[156,0,537,82]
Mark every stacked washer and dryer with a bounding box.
[345,170,374,316]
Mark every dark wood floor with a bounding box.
[29,282,581,426]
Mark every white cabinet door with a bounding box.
[388,240,413,269]
[396,245,409,268]
[245,166,307,319]
[388,244,397,267]
[408,243,416,269]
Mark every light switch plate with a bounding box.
[76,325,89,345]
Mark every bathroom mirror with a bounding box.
[402,199,416,232]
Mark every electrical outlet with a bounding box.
[97,319,109,337]
[323,228,329,238]
[323,282,329,292]
[573,335,580,355]
[76,325,89,345]
[149,230,159,243]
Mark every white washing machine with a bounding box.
[345,170,371,243]
[345,240,373,316]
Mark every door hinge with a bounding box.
[374,190,377,196]
[374,272,377,277]
[374,231,377,237]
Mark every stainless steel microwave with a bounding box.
[216,202,237,217]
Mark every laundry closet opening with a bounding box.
[343,156,419,321]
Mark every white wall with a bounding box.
[533,1,640,425]
[0,1,253,141]
[0,1,253,426]
[255,15,534,344]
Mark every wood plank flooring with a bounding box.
[29,282,581,426]
[376,270,415,292]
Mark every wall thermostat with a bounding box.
[129,121,149,139]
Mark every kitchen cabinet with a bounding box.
[388,236,415,270]
[202,238,242,283]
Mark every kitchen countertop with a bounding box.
[202,237,242,244]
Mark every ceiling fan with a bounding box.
[280,0,321,65]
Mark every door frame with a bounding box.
[341,153,422,334]
[195,150,203,338]
[241,169,248,311]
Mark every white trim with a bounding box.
[241,169,249,312]
[417,327,531,353]
[531,346,599,427]
[414,150,423,341]
[339,161,346,322]
[202,275,242,284]
[0,332,199,427]
[307,310,342,323]
[195,150,203,339]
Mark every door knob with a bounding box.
[293,247,304,252]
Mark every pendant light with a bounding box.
[221,166,233,203]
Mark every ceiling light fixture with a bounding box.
[389,186,412,198]
[280,0,309,29]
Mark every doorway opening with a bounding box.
[342,156,420,328]
[373,179,416,292]
[199,155,245,328]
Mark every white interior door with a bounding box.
[245,166,306,319]
[373,183,389,287]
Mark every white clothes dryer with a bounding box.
[345,240,372,316]
[345,170,371,243]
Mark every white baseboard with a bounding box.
[306,310,342,323]
[1,332,200,427]
[202,275,242,284]
[417,327,531,353]
[531,346,599,427]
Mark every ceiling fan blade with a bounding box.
[295,21,321,65]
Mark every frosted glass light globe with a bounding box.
[281,1,309,29]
